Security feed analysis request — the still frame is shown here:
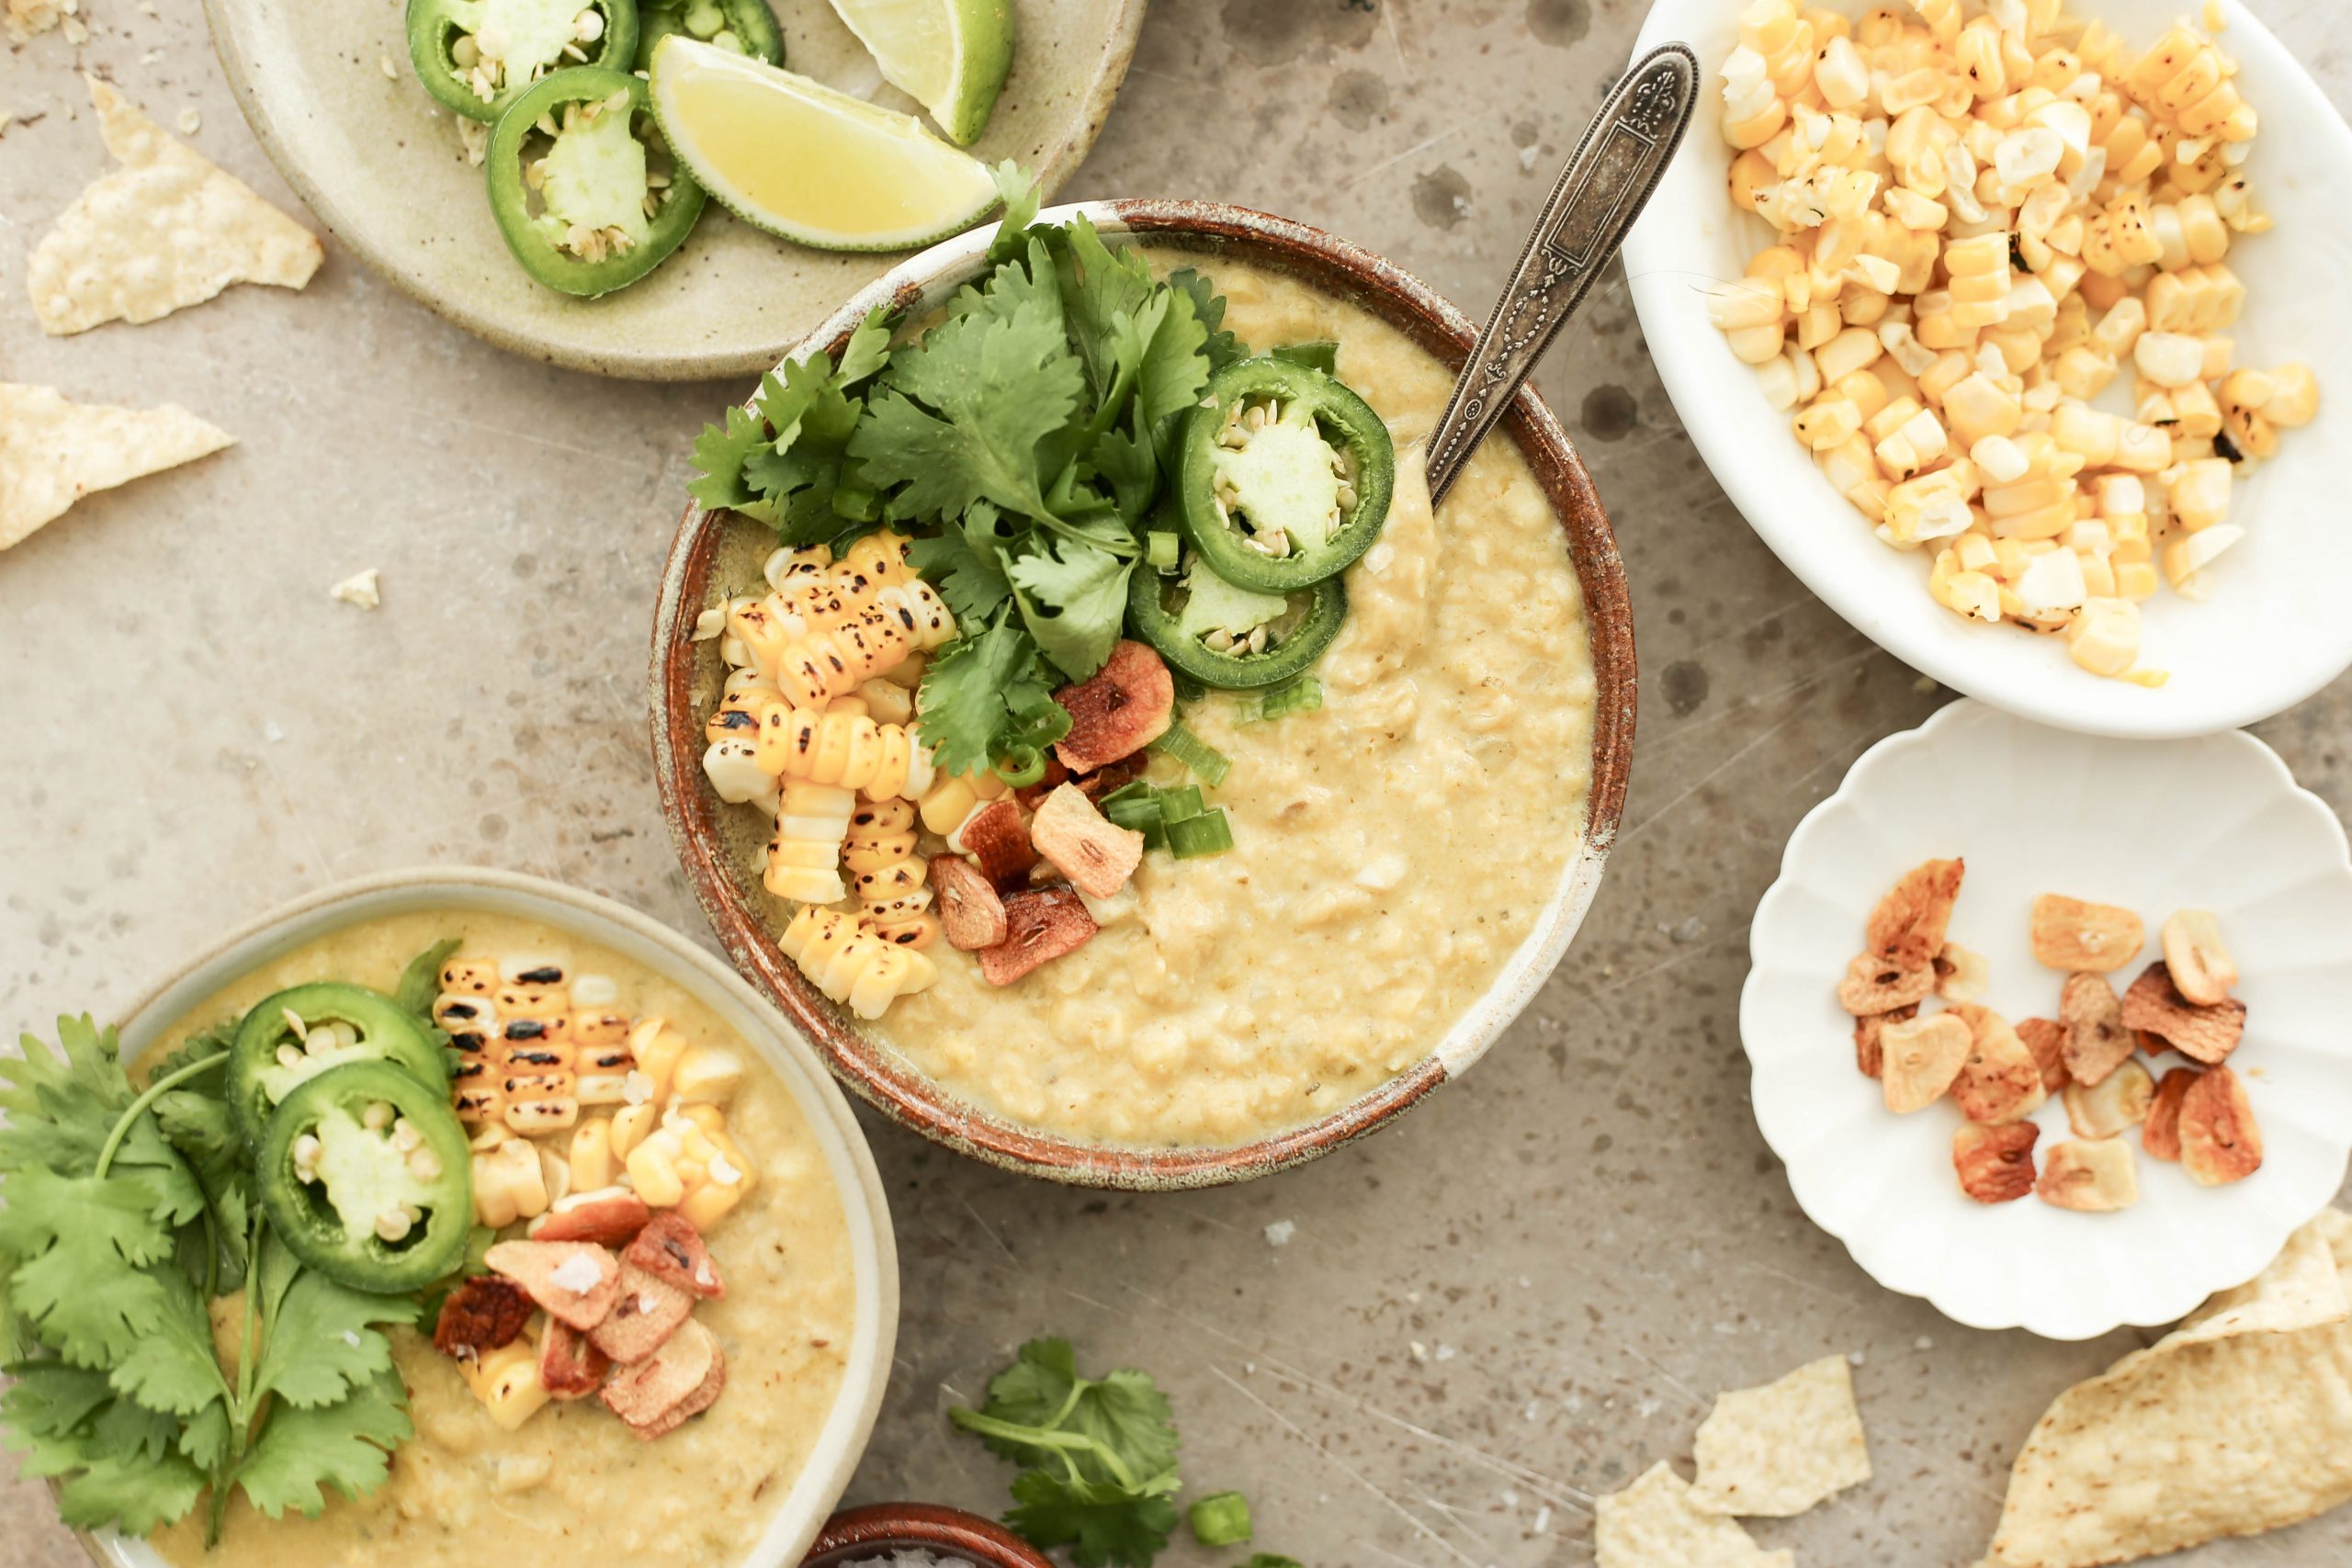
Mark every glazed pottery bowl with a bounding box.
[651,198,1636,1190]
[1743,701,2352,1338]
[1626,0,2352,739]
[83,867,899,1568]
[801,1503,1052,1567]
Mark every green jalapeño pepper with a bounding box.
[634,0,781,69]
[258,1061,475,1293]
[488,67,708,299]
[228,982,449,1148]
[1128,548,1347,690]
[406,0,639,123]
[1178,355,1396,593]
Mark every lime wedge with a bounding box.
[825,0,1013,145]
[648,35,1001,251]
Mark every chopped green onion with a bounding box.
[1101,786,1164,835]
[1156,785,1204,825]
[1190,1492,1254,1547]
[1148,530,1182,571]
[1149,721,1230,787]
[1252,675,1324,722]
[1271,341,1340,376]
[1166,807,1234,859]
[993,743,1046,788]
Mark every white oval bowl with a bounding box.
[78,867,899,1568]
[1742,700,2352,1338]
[1625,0,2352,739]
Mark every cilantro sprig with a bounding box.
[687,164,1247,778]
[1,1014,413,1545]
[951,1337,1183,1568]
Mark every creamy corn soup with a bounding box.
[150,908,856,1568]
[851,252,1597,1148]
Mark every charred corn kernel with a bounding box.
[1883,468,1975,544]
[461,1337,551,1430]
[2127,26,2256,141]
[569,1119,616,1190]
[839,530,916,587]
[626,1131,688,1209]
[777,905,940,1021]
[608,1100,658,1161]
[2068,596,2143,676]
[2168,378,2222,441]
[440,959,498,996]
[1929,552,2003,622]
[2167,458,2233,531]
[473,1137,548,1229]
[454,1083,505,1127]
[672,1046,744,1106]
[763,542,833,594]
[1793,396,1862,450]
[751,703,937,803]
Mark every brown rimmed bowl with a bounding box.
[801,1504,1051,1567]
[650,198,1636,1190]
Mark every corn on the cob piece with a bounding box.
[844,798,940,951]
[777,905,939,1021]
[763,780,854,904]
[745,703,938,802]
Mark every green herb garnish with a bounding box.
[951,1337,1182,1568]
[1189,1489,1253,1545]
[1147,720,1231,787]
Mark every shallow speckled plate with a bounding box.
[199,0,1144,379]
[1743,700,2352,1339]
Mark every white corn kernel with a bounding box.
[2133,332,2207,389]
[1971,435,2030,485]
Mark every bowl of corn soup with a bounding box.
[82,867,898,1568]
[1624,0,2352,739]
[651,198,1635,1189]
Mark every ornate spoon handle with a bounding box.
[1423,43,1700,507]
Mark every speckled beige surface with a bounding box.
[6,3,2352,1565]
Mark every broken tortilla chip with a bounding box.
[1986,1209,2352,1567]
[0,384,233,550]
[28,77,322,335]
[1689,1354,1871,1517]
[1597,1462,1792,1567]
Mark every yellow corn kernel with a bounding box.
[628,1020,689,1101]
[2169,379,2222,441]
[472,1137,548,1230]
[2167,458,2234,532]
[2078,550,2118,598]
[677,1179,745,1232]
[609,1100,659,1162]
[672,1046,744,1106]
[464,1339,551,1432]
[570,1119,615,1190]
[1941,372,2023,448]
[1815,325,1883,383]
[2066,598,2141,677]
[2051,347,2118,403]
[2116,560,2160,600]
[1928,555,2003,622]
[2262,364,2321,428]
[1792,397,1861,451]
[627,1130,688,1209]
[1883,468,1975,545]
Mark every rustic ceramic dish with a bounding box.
[1743,700,2352,1338]
[650,198,1636,1189]
[76,867,899,1568]
[199,0,1146,379]
[801,1503,1051,1567]
[1625,0,2352,739]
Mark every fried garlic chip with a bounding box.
[1689,1355,1871,1517]
[28,76,322,334]
[1596,1462,1792,1568]
[1988,1210,2352,1566]
[0,384,232,549]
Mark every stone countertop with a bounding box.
[6,2,2352,1564]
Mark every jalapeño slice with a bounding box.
[228,982,449,1149]
[635,0,781,69]
[1127,549,1347,690]
[488,66,708,299]
[257,1061,475,1293]
[406,0,640,123]
[1178,355,1396,593]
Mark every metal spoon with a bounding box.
[1423,43,1701,507]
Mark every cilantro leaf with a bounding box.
[852,255,1086,526]
[233,1368,413,1519]
[107,1266,230,1421]
[1007,1467,1181,1568]
[249,1235,411,1411]
[916,614,1036,777]
[1009,540,1134,681]
[392,936,461,1019]
[909,522,1012,625]
[48,1450,208,1536]
[0,1166,180,1367]
[985,160,1042,265]
[686,401,772,512]
[1056,217,1159,403]
[1168,267,1247,371]
[831,306,897,386]
[1134,283,1213,457]
[1243,1556,1306,1567]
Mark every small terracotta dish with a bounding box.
[650,199,1636,1189]
[801,1504,1050,1567]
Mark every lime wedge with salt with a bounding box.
[825,0,1013,145]
[648,34,1001,252]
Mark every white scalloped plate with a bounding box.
[1742,700,2352,1338]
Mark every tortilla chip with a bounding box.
[28,77,323,335]
[1689,1355,1871,1517]
[1596,1462,1793,1568]
[0,384,233,549]
[1986,1208,2352,1567]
